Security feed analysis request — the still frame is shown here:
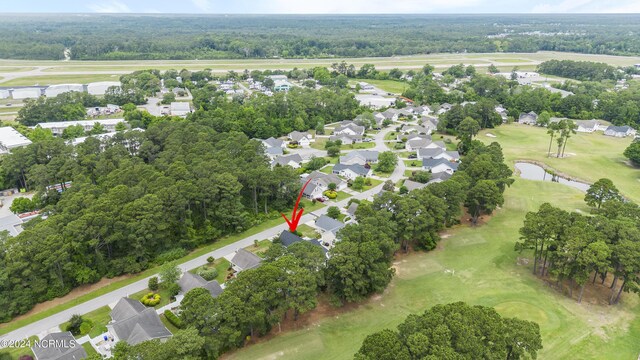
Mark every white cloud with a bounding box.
[88,1,131,13]
[191,0,213,12]
[269,0,481,14]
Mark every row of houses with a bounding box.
[518,112,637,137]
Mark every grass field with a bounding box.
[58,305,111,339]
[478,124,638,203]
[0,336,38,359]
[189,257,232,284]
[0,74,121,86]
[226,179,640,360]
[0,200,324,336]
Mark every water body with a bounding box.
[514,162,590,192]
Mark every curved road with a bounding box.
[0,124,404,344]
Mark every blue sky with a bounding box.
[2,0,640,14]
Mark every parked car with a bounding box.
[408,154,417,159]
[315,197,325,203]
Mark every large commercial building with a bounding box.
[34,119,126,136]
[0,126,32,154]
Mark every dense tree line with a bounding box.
[355,302,542,360]
[537,60,622,81]
[516,193,640,304]
[0,121,301,322]
[3,15,640,60]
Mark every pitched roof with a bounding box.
[606,125,633,133]
[340,150,379,163]
[111,297,147,322]
[329,134,363,142]
[279,230,304,246]
[231,248,262,271]
[111,307,173,345]
[302,182,318,197]
[265,146,284,156]
[31,332,87,360]
[418,147,445,159]
[403,180,427,192]
[179,272,224,298]
[333,163,371,177]
[346,202,359,217]
[271,154,303,167]
[422,158,460,171]
[315,215,345,233]
[289,131,311,142]
[263,137,283,148]
[306,171,345,188]
[428,172,453,183]
[334,123,365,135]
[401,124,429,134]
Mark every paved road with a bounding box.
[0,124,403,344]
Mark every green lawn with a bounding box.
[319,166,333,174]
[352,78,408,94]
[383,132,398,141]
[341,142,376,150]
[244,240,272,258]
[190,257,232,284]
[357,178,383,192]
[333,191,352,202]
[0,336,38,359]
[129,286,174,309]
[404,159,421,167]
[297,224,320,239]
[227,179,640,360]
[58,306,112,338]
[82,342,98,357]
[478,124,638,203]
[0,74,121,86]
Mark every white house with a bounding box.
[518,112,538,125]
[604,125,637,138]
[574,120,600,133]
[271,154,304,169]
[334,123,365,136]
[332,163,372,180]
[417,147,460,162]
[329,134,362,144]
[422,158,460,174]
[339,150,379,165]
[288,131,314,147]
[302,171,348,199]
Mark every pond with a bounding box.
[514,162,590,192]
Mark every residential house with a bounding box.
[261,137,285,149]
[422,158,460,174]
[178,272,223,298]
[437,103,453,115]
[332,163,372,180]
[495,105,508,122]
[381,109,400,122]
[406,136,433,151]
[427,171,452,185]
[401,124,430,135]
[574,120,600,133]
[315,215,345,234]
[417,148,460,162]
[421,117,439,133]
[407,105,432,116]
[0,126,32,154]
[333,123,365,136]
[604,125,637,138]
[302,171,347,199]
[346,202,359,219]
[330,134,363,145]
[339,150,379,165]
[279,230,328,254]
[31,332,86,360]
[373,112,386,128]
[403,180,427,192]
[264,146,284,159]
[170,102,192,117]
[271,154,303,169]
[107,298,172,346]
[518,112,538,125]
[230,248,262,272]
[288,131,314,147]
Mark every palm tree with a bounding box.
[561,121,577,158]
[546,122,558,158]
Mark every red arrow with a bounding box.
[281,177,313,232]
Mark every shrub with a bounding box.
[206,256,215,264]
[148,276,159,291]
[323,190,338,199]
[164,310,184,329]
[67,314,84,336]
[197,267,219,281]
[166,283,180,298]
[79,321,93,336]
[141,292,161,307]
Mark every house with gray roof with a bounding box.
[422,158,460,174]
[179,272,223,298]
[346,202,359,219]
[279,230,304,247]
[332,163,372,180]
[574,120,600,133]
[31,331,86,360]
[339,150,379,165]
[315,215,345,234]
[401,124,429,135]
[406,137,432,151]
[604,125,636,138]
[271,154,303,168]
[329,134,363,144]
[261,137,285,149]
[417,148,460,162]
[305,171,347,191]
[403,180,427,192]
[230,248,262,272]
[333,123,365,136]
[427,171,452,185]
[288,131,314,146]
[264,146,283,159]
[518,111,538,125]
[107,298,172,346]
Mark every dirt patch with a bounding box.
[459,207,496,227]
[0,274,132,328]
[517,257,530,266]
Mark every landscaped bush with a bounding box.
[197,267,219,281]
[287,143,298,149]
[323,190,338,199]
[79,321,93,335]
[66,314,84,336]
[166,283,180,298]
[206,256,215,264]
[164,310,184,329]
[141,292,161,307]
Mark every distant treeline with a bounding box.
[537,60,624,81]
[3,14,640,59]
